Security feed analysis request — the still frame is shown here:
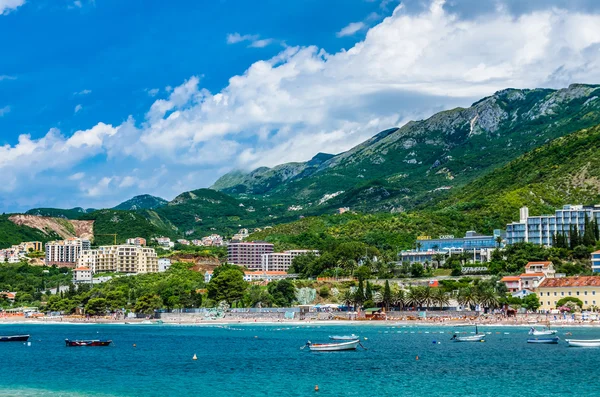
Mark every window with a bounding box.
[585,291,588,295]
[577,291,580,296]
[561,292,565,296]
[554,292,557,296]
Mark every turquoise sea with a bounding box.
[0,323,598,396]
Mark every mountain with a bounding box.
[212,84,600,213]
[25,207,96,219]
[113,194,168,211]
[0,214,93,249]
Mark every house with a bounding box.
[0,291,16,303]
[519,273,546,290]
[73,267,93,283]
[158,258,172,272]
[500,276,522,292]
[204,270,298,283]
[525,261,555,278]
[537,276,600,311]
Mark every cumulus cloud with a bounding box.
[74,89,92,95]
[146,88,160,97]
[4,0,600,210]
[336,21,367,37]
[0,0,24,15]
[0,106,9,117]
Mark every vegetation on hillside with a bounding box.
[0,215,60,249]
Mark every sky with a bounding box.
[2,0,600,212]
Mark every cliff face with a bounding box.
[8,214,94,240]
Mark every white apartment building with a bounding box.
[506,205,600,246]
[158,258,172,272]
[77,245,158,274]
[45,238,91,268]
[261,250,319,272]
[126,237,147,247]
[73,266,93,283]
[155,237,174,250]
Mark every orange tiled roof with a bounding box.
[539,276,600,288]
[519,273,545,278]
[501,276,521,282]
[74,267,91,271]
[592,250,600,254]
[525,261,552,268]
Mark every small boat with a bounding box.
[303,340,361,351]
[329,334,359,341]
[451,325,485,342]
[140,320,163,325]
[529,326,557,336]
[527,337,560,344]
[65,339,112,347]
[0,335,30,342]
[566,339,600,347]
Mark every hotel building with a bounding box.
[400,230,503,265]
[77,245,158,274]
[45,238,91,268]
[227,242,274,270]
[537,276,600,311]
[506,205,600,246]
[592,251,600,273]
[261,250,319,272]
[204,270,298,283]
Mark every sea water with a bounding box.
[0,323,597,396]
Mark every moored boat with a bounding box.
[566,339,600,347]
[529,327,557,336]
[329,334,359,341]
[527,337,560,344]
[304,340,361,351]
[65,339,112,347]
[0,334,30,342]
[451,325,485,342]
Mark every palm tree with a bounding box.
[457,287,476,309]
[392,288,406,310]
[342,289,353,309]
[407,286,424,310]
[421,286,433,309]
[432,288,449,310]
[476,288,500,312]
[433,253,445,269]
[495,236,503,248]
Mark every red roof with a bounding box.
[592,250,600,254]
[501,276,521,282]
[519,273,545,278]
[525,261,552,268]
[74,267,91,271]
[539,276,600,288]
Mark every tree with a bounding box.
[268,279,296,307]
[410,263,424,277]
[207,269,248,305]
[407,286,424,310]
[85,298,108,315]
[433,253,445,269]
[383,280,392,311]
[556,296,583,308]
[392,288,406,310]
[432,288,449,310]
[134,294,163,315]
[354,265,371,282]
[522,293,541,312]
[353,280,365,309]
[457,287,476,309]
[244,285,271,308]
[365,281,373,301]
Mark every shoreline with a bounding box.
[1,317,599,328]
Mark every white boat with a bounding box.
[452,333,486,342]
[451,325,486,342]
[304,340,361,351]
[529,327,557,336]
[566,339,600,347]
[329,334,359,341]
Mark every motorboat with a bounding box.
[451,325,485,342]
[303,340,361,351]
[0,335,30,342]
[527,337,560,344]
[329,334,359,341]
[65,339,112,347]
[566,339,600,347]
[529,327,557,336]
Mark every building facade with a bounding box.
[77,245,158,274]
[537,276,600,311]
[506,205,600,246]
[73,266,93,283]
[227,242,274,270]
[592,251,600,273]
[204,270,298,283]
[126,237,147,247]
[45,238,91,267]
[158,258,172,272]
[261,250,319,272]
[500,261,556,292]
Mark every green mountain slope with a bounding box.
[25,207,96,219]
[113,194,168,211]
[213,84,600,213]
[0,215,62,249]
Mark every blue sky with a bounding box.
[2,0,600,212]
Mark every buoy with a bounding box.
[315,385,319,392]
[364,337,368,340]
[416,355,419,360]
[437,342,441,345]
[432,340,436,344]
[192,354,197,360]
[254,336,258,339]
[133,344,136,347]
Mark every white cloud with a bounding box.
[4,0,600,209]
[0,0,24,15]
[0,75,16,80]
[226,32,276,48]
[226,32,259,44]
[336,21,366,37]
[74,89,92,95]
[73,0,82,8]
[0,106,9,117]
[146,88,160,97]
[74,104,82,113]
[69,172,85,181]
